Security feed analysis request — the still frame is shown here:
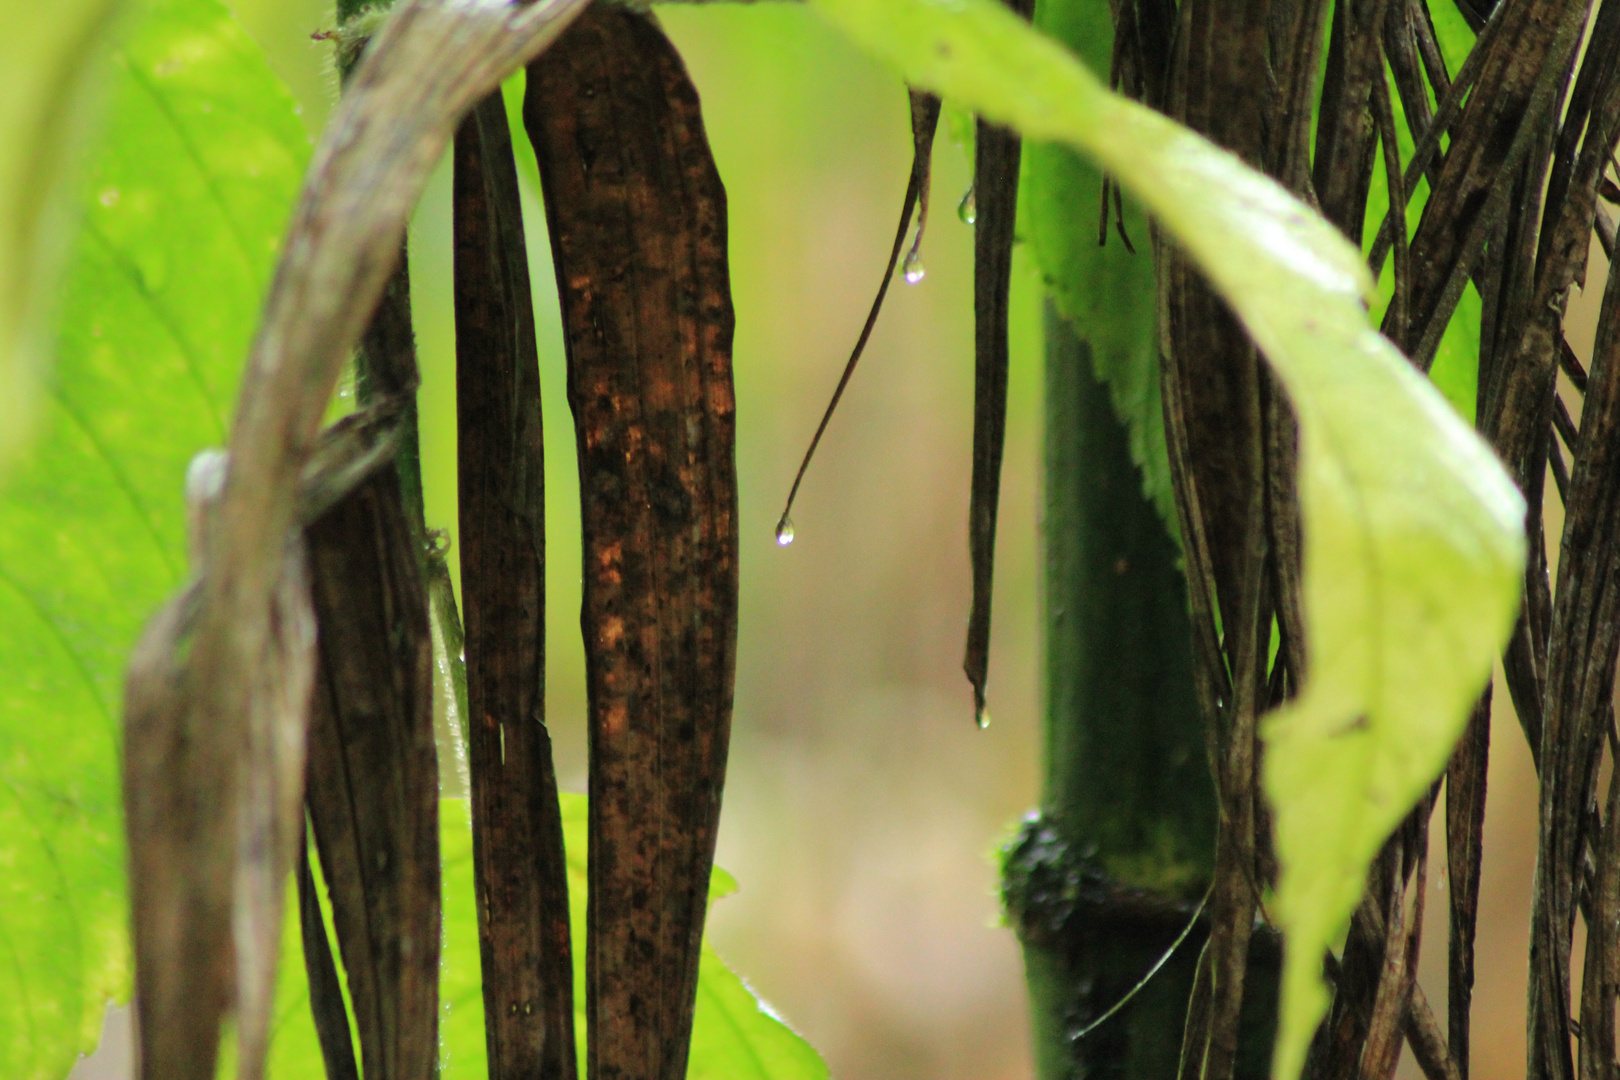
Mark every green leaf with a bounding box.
[264,855,355,1080]
[430,796,826,1080]
[1021,0,1174,536]
[1430,0,1478,75]
[1429,282,1482,420]
[438,798,487,1079]
[0,0,307,1073]
[0,0,125,472]
[1360,53,1480,421]
[804,2,1525,1077]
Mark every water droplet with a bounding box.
[958,186,976,225]
[902,249,925,285]
[976,707,991,730]
[774,516,795,547]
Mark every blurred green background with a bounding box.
[226,3,1046,1078]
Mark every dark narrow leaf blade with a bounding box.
[304,470,441,1080]
[963,0,1030,725]
[1446,688,1489,1080]
[523,6,739,1076]
[453,89,576,1080]
[298,836,361,1080]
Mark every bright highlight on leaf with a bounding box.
[0,0,124,471]
[0,0,307,1074]
[807,0,1526,1076]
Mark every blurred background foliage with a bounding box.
[226,3,1045,1078]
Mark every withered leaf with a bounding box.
[525,6,739,1079]
[298,836,361,1080]
[454,90,576,1080]
[123,512,315,1080]
[304,466,441,1080]
[964,0,1035,726]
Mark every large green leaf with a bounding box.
[1022,0,1173,535]
[0,0,126,472]
[805,2,1525,1077]
[272,797,826,1078]
[0,0,307,1073]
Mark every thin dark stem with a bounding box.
[776,90,938,540]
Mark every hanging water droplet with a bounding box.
[958,185,976,225]
[975,707,991,730]
[774,516,795,547]
[903,249,925,285]
[458,648,466,664]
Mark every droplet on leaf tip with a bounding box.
[775,516,795,546]
[903,250,925,285]
[958,186,976,225]
[975,707,991,730]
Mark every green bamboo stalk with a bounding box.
[1003,303,1223,1079]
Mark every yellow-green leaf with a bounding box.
[0,0,308,1073]
[0,0,126,471]
[804,1,1525,1076]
